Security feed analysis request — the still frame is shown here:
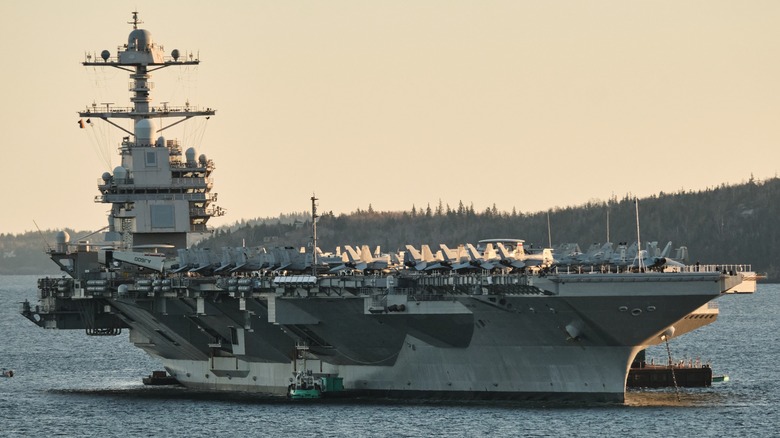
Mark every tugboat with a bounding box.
[288,369,322,399]
[287,342,343,399]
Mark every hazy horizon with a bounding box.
[2,1,778,234]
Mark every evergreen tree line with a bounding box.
[0,228,93,275]
[198,177,780,281]
[4,177,779,280]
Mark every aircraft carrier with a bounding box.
[21,13,753,402]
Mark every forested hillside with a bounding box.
[197,177,780,281]
[0,229,93,275]
[4,177,779,280]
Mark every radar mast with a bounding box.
[311,194,319,276]
[84,12,223,251]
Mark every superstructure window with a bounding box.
[151,205,175,229]
[145,150,157,167]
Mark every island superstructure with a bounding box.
[22,13,753,402]
[86,12,222,252]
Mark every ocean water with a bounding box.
[1,274,778,437]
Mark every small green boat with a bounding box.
[288,370,322,399]
[289,386,321,399]
[288,343,344,400]
[288,371,345,399]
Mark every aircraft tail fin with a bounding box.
[421,245,435,262]
[660,241,673,258]
[496,242,512,259]
[405,244,422,261]
[344,245,360,263]
[515,241,525,257]
[675,246,689,263]
[483,243,496,259]
[466,243,482,261]
[361,245,374,263]
[542,248,554,265]
[439,244,455,260]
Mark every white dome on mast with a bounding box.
[113,166,128,181]
[135,119,157,146]
[185,147,197,165]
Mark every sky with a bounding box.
[2,1,779,234]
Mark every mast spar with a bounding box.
[311,194,319,276]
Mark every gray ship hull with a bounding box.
[85,272,741,402]
[159,345,636,402]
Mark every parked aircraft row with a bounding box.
[552,241,688,269]
[164,239,686,276]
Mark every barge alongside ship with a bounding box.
[20,13,754,403]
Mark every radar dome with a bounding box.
[113,166,128,182]
[134,119,157,146]
[155,136,166,148]
[171,49,180,61]
[101,50,110,61]
[55,230,70,253]
[185,147,197,165]
[128,29,153,51]
[101,172,111,182]
[55,231,71,245]
[199,154,207,165]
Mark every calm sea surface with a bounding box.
[1,274,778,437]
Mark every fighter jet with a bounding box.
[495,242,526,270]
[451,243,504,271]
[404,244,449,271]
[632,241,685,270]
[329,245,396,273]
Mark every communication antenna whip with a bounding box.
[635,198,643,271]
[547,211,552,248]
[33,220,52,252]
[311,194,319,276]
